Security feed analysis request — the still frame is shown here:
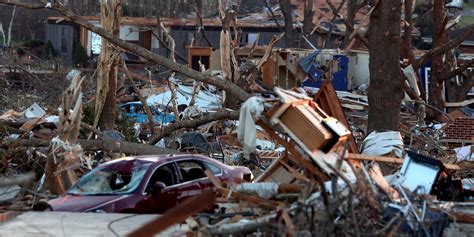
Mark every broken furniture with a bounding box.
[269,88,351,154]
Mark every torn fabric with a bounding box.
[237,97,265,158]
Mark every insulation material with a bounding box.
[361,131,404,158]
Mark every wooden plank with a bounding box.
[128,191,215,237]
[313,81,360,154]
[256,120,329,181]
[346,153,468,171]
[205,170,223,188]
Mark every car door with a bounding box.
[134,163,179,214]
[174,159,213,204]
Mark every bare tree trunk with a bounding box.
[279,0,294,48]
[344,0,356,46]
[43,75,84,195]
[303,0,313,37]
[94,0,122,131]
[367,0,404,133]
[401,0,427,101]
[219,1,241,109]
[6,6,15,47]
[429,0,448,119]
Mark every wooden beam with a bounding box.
[346,153,469,171]
[128,191,215,237]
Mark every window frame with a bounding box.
[142,161,178,195]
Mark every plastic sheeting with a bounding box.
[361,131,404,158]
[146,85,222,112]
[454,145,473,161]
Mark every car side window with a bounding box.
[203,161,222,176]
[146,164,176,190]
[177,160,206,182]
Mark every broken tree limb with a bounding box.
[150,30,188,63]
[0,0,251,102]
[248,33,284,83]
[168,80,181,123]
[326,0,369,48]
[346,153,468,171]
[5,138,179,155]
[186,1,214,47]
[439,58,474,81]
[444,99,474,107]
[414,24,474,70]
[128,191,215,237]
[121,60,156,135]
[189,62,205,107]
[148,110,239,145]
[264,0,284,31]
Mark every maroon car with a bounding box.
[49,154,252,214]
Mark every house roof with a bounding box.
[48,16,291,29]
[48,1,420,37]
[46,1,369,34]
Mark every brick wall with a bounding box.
[444,117,474,140]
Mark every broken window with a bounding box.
[67,163,150,195]
[177,160,206,182]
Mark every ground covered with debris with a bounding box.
[0,0,473,236]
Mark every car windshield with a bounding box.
[67,163,150,195]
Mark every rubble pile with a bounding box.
[0,73,471,235]
[0,43,472,236]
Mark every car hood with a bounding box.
[48,194,129,212]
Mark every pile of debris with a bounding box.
[120,86,473,236]
[0,62,472,237]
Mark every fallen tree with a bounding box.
[148,110,239,145]
[5,138,180,155]
[0,0,251,102]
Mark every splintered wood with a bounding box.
[128,191,215,237]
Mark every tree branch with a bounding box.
[121,59,156,135]
[326,0,369,47]
[264,0,284,32]
[5,138,179,155]
[439,58,474,81]
[150,30,188,63]
[187,2,214,47]
[414,24,474,70]
[0,0,251,102]
[148,110,239,145]
[0,1,45,9]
